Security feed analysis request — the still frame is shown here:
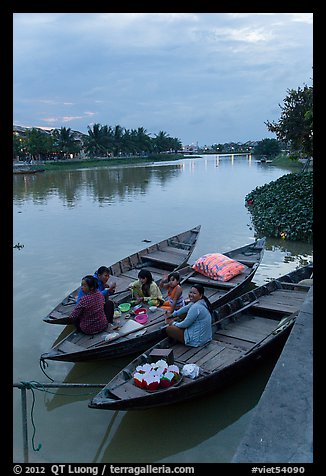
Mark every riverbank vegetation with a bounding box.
[40,153,185,171]
[245,171,313,243]
[246,81,313,243]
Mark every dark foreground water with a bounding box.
[13,154,312,463]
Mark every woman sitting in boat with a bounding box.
[159,271,185,313]
[77,266,116,323]
[76,266,116,303]
[165,284,212,347]
[68,275,109,335]
[128,269,164,307]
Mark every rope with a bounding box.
[20,381,42,452]
[39,357,54,382]
[18,379,101,453]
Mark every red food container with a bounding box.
[133,372,146,388]
[160,378,174,388]
[146,380,160,391]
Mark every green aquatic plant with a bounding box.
[245,171,313,243]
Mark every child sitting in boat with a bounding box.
[159,271,185,313]
[76,266,116,303]
[128,269,164,307]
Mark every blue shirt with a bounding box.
[76,272,109,303]
[172,299,212,347]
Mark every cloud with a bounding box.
[13,12,313,145]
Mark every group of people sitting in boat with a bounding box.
[68,266,213,348]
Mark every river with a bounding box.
[13,154,313,463]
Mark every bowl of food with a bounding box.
[134,307,147,316]
[118,303,131,313]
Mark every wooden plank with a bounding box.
[195,348,224,367]
[203,347,243,371]
[187,342,225,365]
[216,316,278,342]
[215,334,253,351]
[187,276,236,288]
[173,343,193,359]
[253,290,306,314]
[164,245,190,256]
[217,324,267,342]
[144,250,185,266]
[111,381,147,399]
[57,340,85,353]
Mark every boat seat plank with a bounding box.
[202,346,243,372]
[215,334,254,351]
[216,325,267,343]
[107,276,132,291]
[195,348,225,367]
[163,245,190,256]
[111,381,147,399]
[143,250,186,266]
[173,341,220,363]
[236,259,258,267]
[187,276,236,288]
[253,290,307,314]
[172,343,193,359]
[217,314,278,339]
[168,240,193,250]
[185,342,226,365]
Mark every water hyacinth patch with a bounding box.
[245,172,312,243]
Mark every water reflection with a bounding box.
[13,155,313,463]
[13,165,184,207]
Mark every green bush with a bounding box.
[245,172,313,243]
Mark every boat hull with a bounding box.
[88,264,312,410]
[41,237,266,363]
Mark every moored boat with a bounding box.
[13,163,45,174]
[88,263,312,410]
[43,225,201,325]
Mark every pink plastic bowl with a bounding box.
[134,313,148,325]
[134,307,147,315]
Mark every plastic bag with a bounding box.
[181,363,201,379]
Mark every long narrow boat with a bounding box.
[88,264,312,411]
[13,164,45,174]
[43,225,201,325]
[40,237,265,363]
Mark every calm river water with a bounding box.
[13,154,313,463]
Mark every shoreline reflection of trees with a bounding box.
[13,165,183,206]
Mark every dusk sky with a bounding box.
[13,13,313,147]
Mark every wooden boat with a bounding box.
[88,264,312,410]
[40,237,265,363]
[43,225,201,325]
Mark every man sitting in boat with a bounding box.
[68,275,109,334]
[159,271,185,312]
[128,269,164,307]
[165,284,212,347]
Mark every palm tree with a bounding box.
[153,131,170,153]
[84,123,113,157]
[52,127,81,158]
